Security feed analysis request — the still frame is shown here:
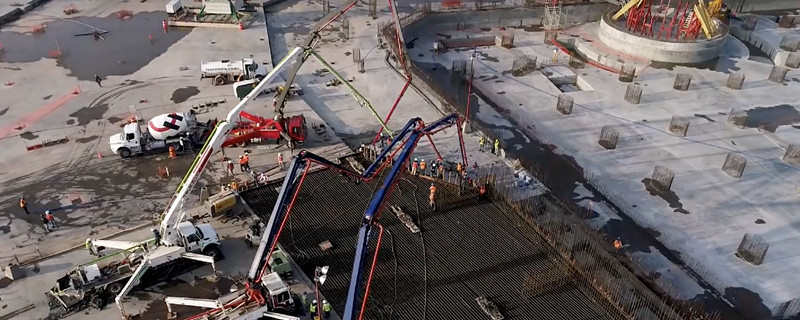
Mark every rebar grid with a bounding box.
[783,144,800,167]
[650,165,675,192]
[668,116,689,137]
[726,73,745,90]
[624,84,642,104]
[598,126,619,150]
[727,108,748,128]
[768,66,789,83]
[556,94,574,115]
[511,55,537,77]
[737,233,769,265]
[618,65,635,82]
[673,73,692,91]
[722,152,747,178]
[786,52,800,69]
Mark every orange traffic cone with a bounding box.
[97,151,103,159]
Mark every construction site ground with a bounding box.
[404,10,800,316]
[241,168,631,320]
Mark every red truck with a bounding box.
[222,111,307,148]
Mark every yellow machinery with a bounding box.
[612,0,643,21]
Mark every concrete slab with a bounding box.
[407,19,800,312]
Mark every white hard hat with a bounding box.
[414,158,417,161]
[45,210,51,214]
[239,155,243,158]
[278,153,282,156]
[323,300,328,304]
[313,299,317,303]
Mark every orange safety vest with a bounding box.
[429,186,436,199]
[243,154,250,163]
[19,199,26,207]
[456,163,462,172]
[420,162,427,170]
[239,157,246,165]
[230,181,239,190]
[613,240,622,250]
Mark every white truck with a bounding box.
[201,59,268,86]
[109,111,213,158]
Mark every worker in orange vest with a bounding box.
[419,159,427,176]
[613,238,623,251]
[242,153,251,171]
[479,183,487,199]
[230,180,239,191]
[238,155,247,172]
[428,183,437,209]
[19,196,29,214]
[411,158,419,175]
[277,153,284,169]
[456,162,463,175]
[226,160,235,176]
[168,146,177,159]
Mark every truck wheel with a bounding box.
[107,282,123,295]
[236,141,247,148]
[255,75,264,81]
[202,245,224,261]
[213,75,225,86]
[90,295,106,310]
[119,148,131,158]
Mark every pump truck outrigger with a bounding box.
[47,47,319,320]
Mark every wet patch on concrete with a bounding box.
[693,113,715,122]
[170,86,200,103]
[43,95,52,100]
[0,12,192,81]
[107,116,124,124]
[477,52,499,63]
[744,104,800,132]
[723,287,772,320]
[0,277,11,289]
[0,107,8,116]
[755,219,765,224]
[75,135,99,143]
[641,178,689,214]
[66,119,75,125]
[69,103,109,126]
[19,131,39,140]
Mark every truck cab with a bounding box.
[286,115,306,145]
[176,221,222,260]
[260,272,295,314]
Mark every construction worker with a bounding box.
[613,238,623,251]
[493,138,500,155]
[94,74,103,87]
[45,210,58,229]
[456,162,463,175]
[277,153,284,169]
[479,136,485,152]
[230,180,239,191]
[430,161,438,179]
[419,159,427,176]
[238,155,247,172]
[309,299,317,316]
[428,183,437,210]
[41,213,50,233]
[301,292,309,315]
[19,196,29,214]
[227,160,235,176]
[242,153,251,171]
[322,300,332,319]
[379,132,385,148]
[411,158,419,175]
[479,183,487,199]
[437,164,444,179]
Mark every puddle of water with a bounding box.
[0,107,8,116]
[69,103,109,126]
[19,131,39,140]
[0,12,191,81]
[171,86,200,103]
[641,178,689,214]
[744,104,800,132]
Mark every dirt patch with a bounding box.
[693,114,716,122]
[75,136,100,143]
[0,277,11,289]
[69,104,109,126]
[107,116,124,124]
[170,86,200,104]
[641,178,689,214]
[0,107,8,116]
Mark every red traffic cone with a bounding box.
[238,22,244,30]
[97,151,103,159]
[162,20,168,33]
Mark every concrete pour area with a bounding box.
[403,5,800,318]
[0,0,354,318]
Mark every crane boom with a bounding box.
[159,47,304,246]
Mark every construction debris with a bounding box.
[389,205,420,234]
[475,296,504,320]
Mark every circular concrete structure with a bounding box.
[597,12,728,63]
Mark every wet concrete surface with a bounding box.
[19,131,39,140]
[68,103,109,126]
[171,86,200,103]
[744,104,800,132]
[0,12,191,81]
[411,60,745,318]
[641,178,690,214]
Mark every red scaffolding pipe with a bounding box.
[371,0,411,146]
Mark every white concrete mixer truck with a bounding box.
[108,111,216,158]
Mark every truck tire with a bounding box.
[213,75,226,86]
[202,245,224,262]
[236,141,247,148]
[119,148,132,158]
[106,282,123,295]
[90,295,106,310]
[255,75,264,81]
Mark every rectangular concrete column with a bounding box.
[673,73,692,91]
[768,66,789,83]
[668,115,689,137]
[624,84,642,104]
[556,94,573,115]
[727,73,745,90]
